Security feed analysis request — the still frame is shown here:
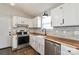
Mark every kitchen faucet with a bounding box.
[42,29,47,36]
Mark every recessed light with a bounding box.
[10,3,15,6]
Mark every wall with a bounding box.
[0,4,31,18]
[0,4,32,48]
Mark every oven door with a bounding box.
[18,36,29,45]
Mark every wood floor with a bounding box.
[0,46,39,55]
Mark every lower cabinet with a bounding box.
[30,35,79,55]
[29,35,45,55]
[45,40,61,55]
[61,45,79,55]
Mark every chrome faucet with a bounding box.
[42,29,47,36]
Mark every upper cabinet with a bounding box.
[63,4,77,26]
[12,16,33,27]
[32,16,41,28]
[51,3,79,26]
[51,5,64,26]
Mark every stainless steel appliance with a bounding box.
[16,30,29,49]
[45,40,61,55]
[12,24,29,50]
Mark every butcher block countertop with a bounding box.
[30,32,79,50]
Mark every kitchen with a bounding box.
[0,3,79,55]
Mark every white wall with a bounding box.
[0,4,32,48]
[0,4,31,18]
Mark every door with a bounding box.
[0,15,11,48]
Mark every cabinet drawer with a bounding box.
[61,51,70,55]
[61,45,79,55]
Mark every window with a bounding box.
[42,16,53,29]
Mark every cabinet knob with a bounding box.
[68,50,71,53]
[60,7,63,9]
[9,32,11,36]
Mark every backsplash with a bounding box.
[29,26,79,41]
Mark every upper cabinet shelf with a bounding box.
[51,4,79,27]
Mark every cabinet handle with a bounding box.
[68,50,71,53]
[60,18,64,25]
[51,20,52,27]
[60,7,63,9]
[62,18,64,24]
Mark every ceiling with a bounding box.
[11,3,63,18]
[1,3,62,18]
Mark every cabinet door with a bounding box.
[37,37,45,55]
[23,18,33,27]
[32,18,37,27]
[63,4,77,26]
[51,5,64,26]
[61,45,79,55]
[28,19,33,27]
[12,35,17,48]
[76,4,79,25]
[12,16,25,27]
[29,35,35,49]
[29,35,33,46]
[12,16,18,27]
[20,17,25,24]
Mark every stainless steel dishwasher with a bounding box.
[45,40,61,55]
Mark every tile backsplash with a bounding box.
[30,26,79,41]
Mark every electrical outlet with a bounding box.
[74,31,79,35]
[63,31,66,34]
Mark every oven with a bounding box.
[16,30,29,49]
[18,35,29,45]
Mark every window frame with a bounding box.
[41,16,53,29]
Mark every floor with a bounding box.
[0,46,39,55]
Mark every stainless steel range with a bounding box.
[12,24,29,50]
[16,30,29,49]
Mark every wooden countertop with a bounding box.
[30,32,79,50]
[30,32,46,36]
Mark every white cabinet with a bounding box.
[29,35,36,49]
[32,17,41,28]
[51,4,79,26]
[29,35,45,55]
[26,18,33,27]
[12,16,33,27]
[63,4,78,26]
[12,16,26,27]
[51,5,64,26]
[12,35,17,49]
[61,45,79,55]
[32,17,37,27]
[36,36,45,55]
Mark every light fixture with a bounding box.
[10,3,15,6]
[43,11,48,16]
[43,12,48,16]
